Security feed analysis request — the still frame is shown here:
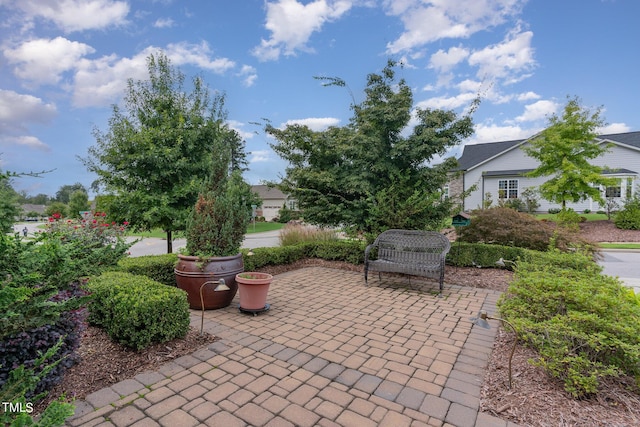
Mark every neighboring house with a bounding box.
[251,185,295,221]
[20,204,47,220]
[450,131,640,213]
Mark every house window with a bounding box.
[626,177,633,199]
[498,179,518,199]
[605,179,621,198]
[288,200,297,210]
[442,185,449,199]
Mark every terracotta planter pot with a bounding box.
[236,272,273,310]
[175,253,243,310]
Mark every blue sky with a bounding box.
[1,0,638,198]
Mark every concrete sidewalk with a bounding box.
[65,268,516,427]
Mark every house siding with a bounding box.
[458,138,640,213]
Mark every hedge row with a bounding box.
[86,272,190,350]
[112,240,576,282]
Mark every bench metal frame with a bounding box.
[364,229,451,293]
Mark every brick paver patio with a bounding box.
[66,267,519,427]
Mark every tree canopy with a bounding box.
[55,183,87,204]
[0,173,20,233]
[82,52,247,253]
[267,60,475,238]
[524,96,614,209]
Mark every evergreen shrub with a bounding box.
[87,272,190,350]
[614,195,640,230]
[498,251,640,397]
[116,253,179,286]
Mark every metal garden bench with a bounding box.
[364,229,451,293]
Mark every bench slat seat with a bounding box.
[364,229,451,293]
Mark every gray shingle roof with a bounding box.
[454,139,523,171]
[598,131,640,148]
[455,131,640,171]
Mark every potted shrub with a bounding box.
[235,272,273,313]
[175,135,254,310]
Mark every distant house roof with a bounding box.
[454,139,523,171]
[252,185,287,200]
[455,131,640,172]
[20,204,46,214]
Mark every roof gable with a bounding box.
[454,139,523,171]
[456,130,640,171]
[252,185,287,200]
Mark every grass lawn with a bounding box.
[536,213,609,221]
[599,243,640,250]
[246,221,284,234]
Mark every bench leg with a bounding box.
[364,264,368,284]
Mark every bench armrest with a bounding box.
[364,244,375,263]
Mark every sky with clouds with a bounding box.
[1,0,638,197]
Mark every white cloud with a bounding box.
[0,89,57,133]
[384,0,526,53]
[468,122,538,144]
[6,135,51,151]
[428,45,470,73]
[517,91,540,101]
[72,43,236,107]
[282,117,341,131]
[598,123,631,134]
[515,99,558,122]
[253,0,353,61]
[416,92,478,111]
[237,65,258,87]
[10,0,130,32]
[0,90,56,151]
[3,37,95,85]
[250,150,272,163]
[153,18,175,28]
[73,52,148,108]
[166,42,236,73]
[227,120,255,141]
[468,29,536,84]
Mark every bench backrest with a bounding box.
[373,229,451,263]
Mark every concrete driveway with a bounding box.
[598,250,640,294]
[125,229,281,257]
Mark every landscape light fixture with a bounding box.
[495,257,516,268]
[470,310,518,389]
[199,279,229,334]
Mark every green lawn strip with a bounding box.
[536,213,609,222]
[598,243,640,250]
[246,222,284,234]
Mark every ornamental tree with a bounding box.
[0,175,20,234]
[267,60,475,238]
[524,96,615,209]
[82,52,247,253]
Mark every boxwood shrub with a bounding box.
[498,251,640,397]
[116,253,179,286]
[86,272,190,350]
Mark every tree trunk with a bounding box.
[166,229,173,253]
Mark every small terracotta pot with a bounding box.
[235,272,273,310]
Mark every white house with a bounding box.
[251,185,295,221]
[450,131,640,212]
